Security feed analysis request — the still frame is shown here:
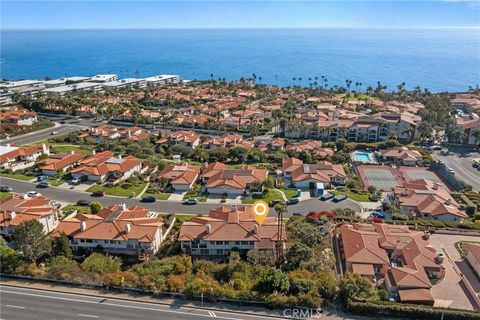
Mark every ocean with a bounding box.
[1,28,479,92]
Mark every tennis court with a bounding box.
[401,168,442,183]
[361,167,398,190]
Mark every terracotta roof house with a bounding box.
[201,133,247,149]
[40,151,87,176]
[380,146,423,166]
[338,223,445,305]
[200,162,268,195]
[285,140,333,157]
[157,163,201,191]
[391,179,467,222]
[455,113,480,145]
[0,143,50,172]
[156,130,200,148]
[179,206,286,261]
[466,243,480,277]
[0,194,60,241]
[69,151,143,184]
[91,124,120,143]
[0,109,37,126]
[281,157,346,188]
[53,203,163,259]
[119,126,151,142]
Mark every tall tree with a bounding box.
[13,220,51,263]
[52,233,73,258]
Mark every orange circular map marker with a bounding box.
[252,200,269,225]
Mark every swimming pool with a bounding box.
[353,152,375,163]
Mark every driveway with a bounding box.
[429,233,480,310]
[432,148,480,191]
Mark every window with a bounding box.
[86,239,93,243]
[215,241,223,245]
[235,241,241,245]
[200,249,209,255]
[216,249,223,255]
[249,241,255,245]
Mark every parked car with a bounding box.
[292,212,303,216]
[91,190,104,197]
[71,178,81,185]
[287,198,299,205]
[27,191,41,197]
[371,211,385,219]
[0,185,12,192]
[141,196,156,203]
[183,198,198,205]
[332,194,347,202]
[36,182,49,188]
[319,193,334,201]
[269,199,282,207]
[77,199,91,206]
[51,201,61,209]
[37,175,49,182]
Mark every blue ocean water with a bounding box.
[1,28,479,92]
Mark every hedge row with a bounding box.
[347,300,480,320]
[384,219,480,231]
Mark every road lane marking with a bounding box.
[78,314,98,318]
[1,289,276,320]
[5,304,25,309]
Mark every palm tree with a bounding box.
[298,77,302,86]
[402,127,415,142]
[274,202,287,267]
[292,77,296,86]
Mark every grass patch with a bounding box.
[0,172,34,181]
[50,144,93,155]
[87,183,147,197]
[48,177,65,186]
[143,192,171,200]
[281,188,297,200]
[330,189,371,202]
[175,213,204,222]
[242,189,283,204]
[62,204,92,214]
[0,192,13,201]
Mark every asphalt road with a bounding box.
[432,148,480,191]
[0,123,87,146]
[0,286,280,320]
[0,177,362,216]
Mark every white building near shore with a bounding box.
[145,74,182,87]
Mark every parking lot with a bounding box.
[429,233,480,310]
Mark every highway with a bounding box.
[0,123,88,146]
[0,285,282,320]
[0,177,362,216]
[432,148,480,191]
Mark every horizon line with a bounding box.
[2,26,480,31]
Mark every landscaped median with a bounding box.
[87,182,147,197]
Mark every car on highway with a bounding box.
[27,191,41,197]
[77,199,91,206]
[332,194,347,202]
[183,198,198,205]
[319,193,334,201]
[50,131,58,135]
[36,182,49,188]
[287,198,299,205]
[292,212,303,216]
[0,185,12,192]
[141,196,156,203]
[91,190,105,197]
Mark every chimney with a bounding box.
[253,224,259,234]
[125,223,131,234]
[120,203,127,211]
[71,151,75,155]
[92,149,96,155]
[206,224,212,234]
[8,212,16,220]
[6,143,10,147]
[401,188,408,196]
[422,231,430,240]
[433,183,439,190]
[118,154,122,159]
[444,199,451,206]
[80,221,87,232]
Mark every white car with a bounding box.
[27,191,41,197]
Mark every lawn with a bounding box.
[87,183,147,197]
[143,192,171,200]
[0,192,13,200]
[0,172,34,181]
[48,177,65,186]
[50,144,93,155]
[62,204,91,214]
[242,189,284,204]
[281,188,297,200]
[330,189,371,202]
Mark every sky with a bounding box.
[2,0,480,29]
